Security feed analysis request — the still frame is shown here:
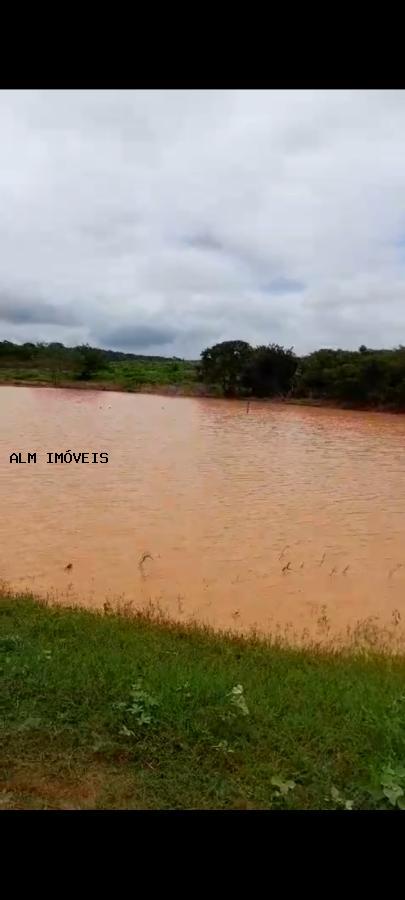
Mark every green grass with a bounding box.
[0,358,199,391]
[105,358,197,388]
[1,593,405,810]
[0,367,57,383]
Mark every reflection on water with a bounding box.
[1,385,405,645]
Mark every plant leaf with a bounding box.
[383,786,404,805]
[229,684,249,716]
[120,724,135,737]
[381,774,396,787]
[271,776,295,794]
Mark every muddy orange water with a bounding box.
[1,385,405,645]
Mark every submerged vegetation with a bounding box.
[2,337,405,410]
[1,592,405,810]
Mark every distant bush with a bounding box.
[292,347,405,408]
[200,340,297,398]
[199,340,405,408]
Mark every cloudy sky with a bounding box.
[1,89,405,358]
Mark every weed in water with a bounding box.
[139,552,153,567]
[316,605,330,634]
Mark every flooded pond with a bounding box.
[1,385,405,645]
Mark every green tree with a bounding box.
[75,345,105,380]
[200,340,253,396]
[242,344,297,397]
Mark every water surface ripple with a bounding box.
[1,386,405,645]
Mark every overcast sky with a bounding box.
[1,89,405,358]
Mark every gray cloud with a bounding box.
[261,278,306,295]
[0,292,80,326]
[98,323,177,351]
[1,90,405,356]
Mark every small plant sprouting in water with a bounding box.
[317,605,330,633]
[139,552,153,568]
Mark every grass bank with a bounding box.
[1,593,405,810]
[0,357,202,394]
[0,356,217,400]
[1,369,404,413]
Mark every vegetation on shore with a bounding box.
[200,340,405,409]
[3,337,405,410]
[1,592,405,810]
[0,340,198,393]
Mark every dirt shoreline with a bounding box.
[1,377,404,414]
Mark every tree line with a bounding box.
[199,340,405,409]
[3,336,405,408]
[0,340,107,381]
[0,340,183,382]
